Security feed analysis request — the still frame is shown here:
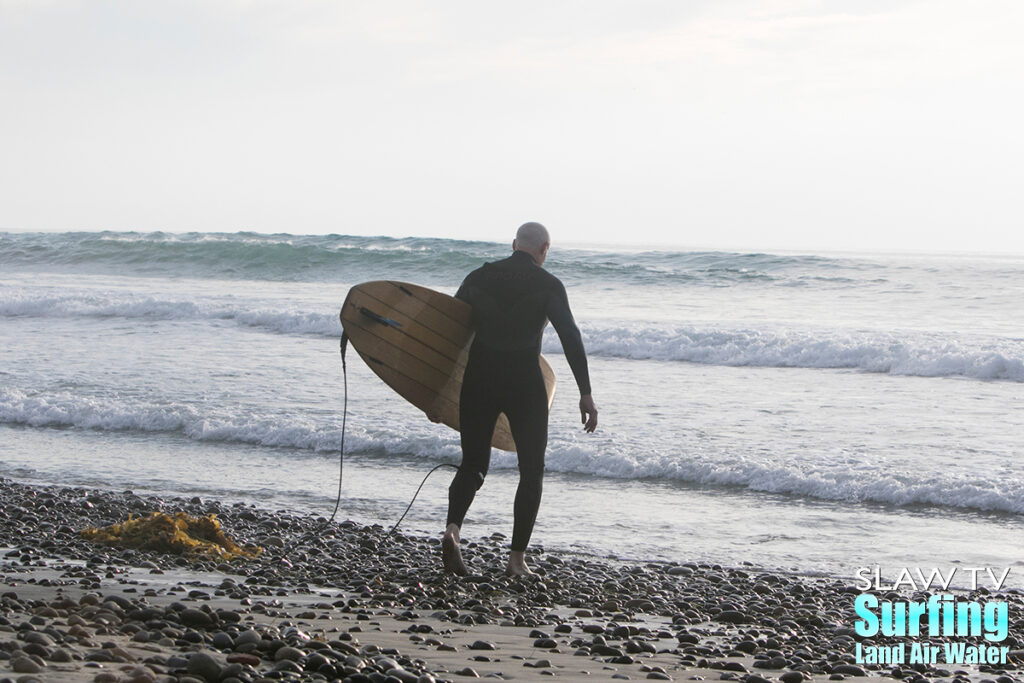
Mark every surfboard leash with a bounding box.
[335,326,460,541]
[329,329,349,525]
[279,325,459,552]
[268,330,349,563]
[386,462,459,538]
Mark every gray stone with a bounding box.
[714,610,747,624]
[831,665,867,677]
[273,646,304,662]
[186,651,222,683]
[11,656,43,674]
[178,609,212,628]
[233,629,262,647]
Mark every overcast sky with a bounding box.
[2,1,1022,253]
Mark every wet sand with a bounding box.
[1,478,1021,682]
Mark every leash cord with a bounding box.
[276,329,457,562]
[332,329,458,539]
[387,462,459,537]
[326,330,348,525]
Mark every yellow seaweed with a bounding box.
[81,511,262,560]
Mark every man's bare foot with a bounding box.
[442,524,468,576]
[505,550,534,577]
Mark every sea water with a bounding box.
[1,232,1021,586]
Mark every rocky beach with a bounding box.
[0,478,1021,683]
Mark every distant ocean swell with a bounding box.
[3,289,1021,381]
[2,388,1021,516]
[0,231,885,287]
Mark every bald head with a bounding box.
[513,222,551,265]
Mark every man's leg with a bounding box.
[503,368,549,576]
[444,364,500,575]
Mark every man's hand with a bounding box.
[579,394,598,433]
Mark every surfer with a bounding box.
[444,222,598,576]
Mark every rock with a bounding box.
[178,608,212,628]
[388,669,421,683]
[124,666,157,683]
[186,651,223,683]
[274,659,304,673]
[23,632,54,646]
[533,638,558,649]
[714,610,747,624]
[12,655,43,673]
[234,629,262,646]
[781,672,806,683]
[469,640,496,650]
[210,632,233,649]
[165,655,190,669]
[274,646,304,662]
[831,665,867,677]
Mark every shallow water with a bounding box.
[1,232,1021,587]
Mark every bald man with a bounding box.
[444,222,598,576]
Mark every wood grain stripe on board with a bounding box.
[342,287,468,369]
[343,322,453,395]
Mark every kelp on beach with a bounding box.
[81,511,261,560]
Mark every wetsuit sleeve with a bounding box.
[455,273,474,302]
[547,279,592,396]
[455,268,483,307]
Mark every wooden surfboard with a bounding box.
[339,281,556,452]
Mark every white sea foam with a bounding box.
[2,388,1021,515]
[563,325,1024,381]
[3,287,1021,381]
[0,290,340,336]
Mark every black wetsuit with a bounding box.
[447,250,591,551]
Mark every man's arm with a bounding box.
[547,281,598,432]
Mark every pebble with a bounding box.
[11,656,43,674]
[186,651,222,683]
[1,479,1019,683]
[832,665,868,677]
[273,646,304,662]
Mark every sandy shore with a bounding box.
[0,478,1021,683]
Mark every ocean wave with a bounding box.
[3,288,1020,381]
[0,290,342,336]
[569,325,1024,381]
[537,437,1024,515]
[2,388,1020,516]
[0,230,881,288]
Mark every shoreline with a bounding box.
[1,478,1021,683]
